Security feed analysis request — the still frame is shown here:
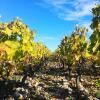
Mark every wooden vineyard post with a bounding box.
[76,62,82,88]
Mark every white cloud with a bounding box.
[60,0,99,21]
[36,36,58,41]
[41,36,57,40]
[0,14,2,18]
[37,0,100,21]
[35,0,100,34]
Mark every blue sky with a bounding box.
[0,0,100,51]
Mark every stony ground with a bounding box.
[0,61,100,100]
[14,64,100,100]
[25,70,100,100]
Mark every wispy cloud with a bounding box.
[35,0,100,33]
[0,14,2,18]
[40,36,57,40]
[36,0,100,21]
[35,36,58,41]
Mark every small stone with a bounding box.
[68,87,73,94]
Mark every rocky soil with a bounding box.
[0,61,100,100]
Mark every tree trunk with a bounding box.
[76,75,81,88]
[22,75,27,84]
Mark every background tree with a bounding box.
[0,18,51,80]
[89,4,100,66]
